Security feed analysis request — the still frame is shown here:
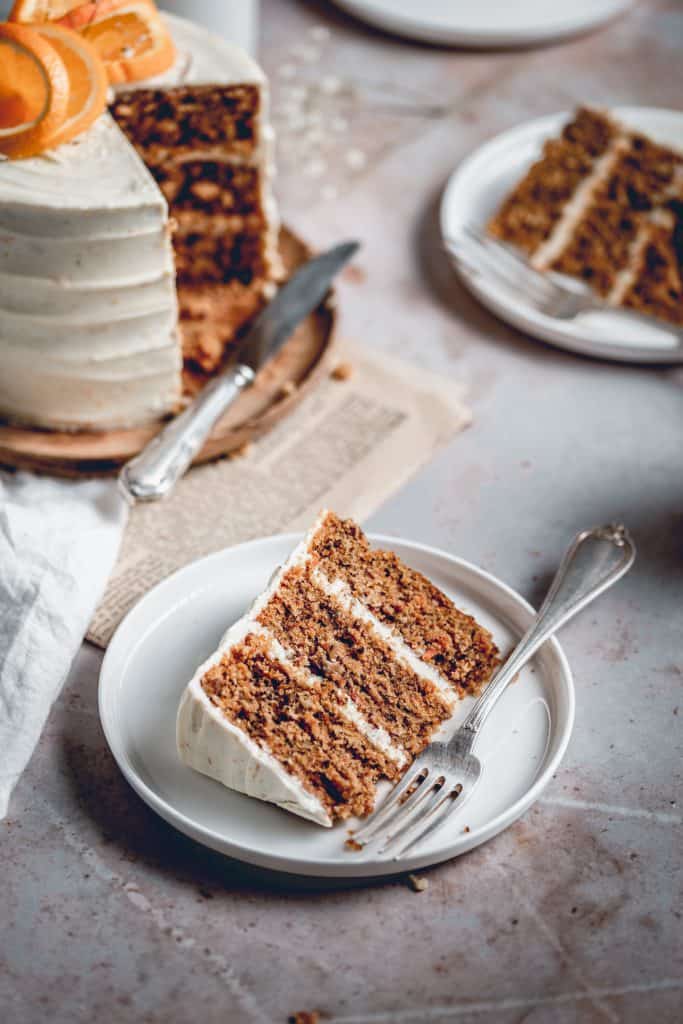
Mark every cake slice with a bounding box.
[176,511,499,826]
[488,107,683,326]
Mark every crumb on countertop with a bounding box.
[408,873,429,893]
[229,440,253,460]
[331,361,353,381]
[288,1012,320,1024]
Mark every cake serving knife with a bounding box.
[118,240,359,504]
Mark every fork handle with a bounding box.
[462,524,636,737]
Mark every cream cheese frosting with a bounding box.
[0,14,277,431]
[176,512,460,826]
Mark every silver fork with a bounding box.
[350,524,636,859]
[444,225,683,356]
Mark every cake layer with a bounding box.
[547,135,683,294]
[110,85,261,162]
[111,55,278,383]
[190,631,400,823]
[621,205,683,325]
[178,281,265,378]
[308,513,500,697]
[488,108,616,255]
[256,566,452,757]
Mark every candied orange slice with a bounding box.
[10,0,176,84]
[9,0,120,27]
[32,23,108,147]
[0,22,69,159]
[77,1,176,84]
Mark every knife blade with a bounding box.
[236,240,359,374]
[118,240,360,504]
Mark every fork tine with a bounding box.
[446,230,548,305]
[389,781,469,859]
[352,765,429,846]
[471,228,561,296]
[377,776,449,854]
[461,226,556,305]
[367,773,447,851]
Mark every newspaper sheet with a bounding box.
[88,343,471,647]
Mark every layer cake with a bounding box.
[0,14,279,430]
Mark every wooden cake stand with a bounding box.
[0,228,338,477]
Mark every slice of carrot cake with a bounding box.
[488,107,683,325]
[176,511,499,826]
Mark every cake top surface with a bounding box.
[0,14,265,218]
[0,115,161,216]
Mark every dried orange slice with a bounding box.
[0,22,69,159]
[9,0,176,85]
[32,23,108,147]
[77,1,176,84]
[9,0,121,27]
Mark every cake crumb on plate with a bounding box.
[331,361,353,381]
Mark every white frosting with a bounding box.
[0,14,278,431]
[176,512,462,826]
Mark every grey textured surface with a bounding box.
[2,1,682,1022]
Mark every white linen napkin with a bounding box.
[0,472,127,818]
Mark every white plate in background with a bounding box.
[99,532,574,878]
[440,107,683,364]
[329,0,633,48]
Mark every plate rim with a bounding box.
[330,0,633,48]
[439,105,683,365]
[99,530,575,878]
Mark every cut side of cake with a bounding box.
[0,14,280,430]
[488,107,683,326]
[176,511,499,826]
[110,15,280,394]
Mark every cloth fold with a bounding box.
[0,472,127,818]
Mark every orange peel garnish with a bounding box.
[10,0,176,84]
[0,22,70,159]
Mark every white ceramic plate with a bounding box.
[99,532,574,878]
[329,0,632,47]
[440,107,683,365]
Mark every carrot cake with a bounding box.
[176,511,499,826]
[488,107,683,325]
[0,10,279,430]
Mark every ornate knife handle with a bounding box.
[118,364,254,504]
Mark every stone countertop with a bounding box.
[2,2,682,1022]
